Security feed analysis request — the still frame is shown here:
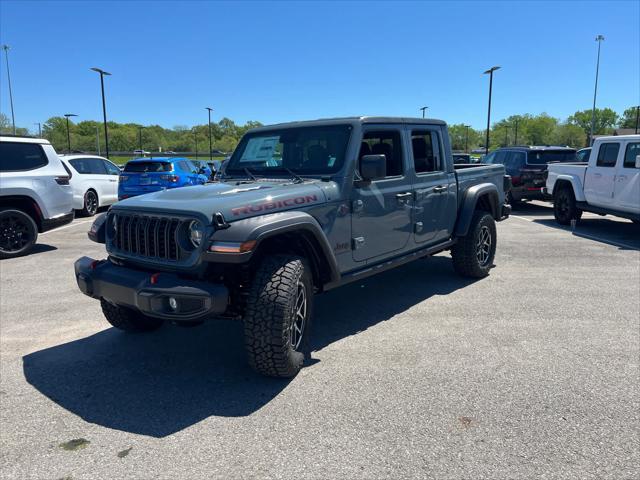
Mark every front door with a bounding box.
[408,127,456,244]
[102,159,121,204]
[351,127,412,262]
[584,142,620,207]
[614,141,640,214]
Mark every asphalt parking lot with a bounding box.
[1,202,638,480]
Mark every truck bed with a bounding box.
[454,163,508,204]
[546,163,588,194]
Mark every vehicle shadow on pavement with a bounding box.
[22,256,475,437]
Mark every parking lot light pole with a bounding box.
[483,66,500,154]
[96,126,100,155]
[63,114,77,153]
[138,126,143,152]
[419,106,428,118]
[91,67,111,159]
[206,107,213,161]
[34,123,41,137]
[514,117,520,145]
[2,45,16,134]
[504,126,510,146]
[193,129,198,159]
[464,125,471,152]
[635,106,639,134]
[589,35,604,145]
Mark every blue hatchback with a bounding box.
[118,157,208,200]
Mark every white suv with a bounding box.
[0,136,74,258]
[58,154,120,216]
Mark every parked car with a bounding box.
[118,157,208,200]
[75,116,511,378]
[190,160,214,180]
[576,147,591,162]
[59,154,121,216]
[0,136,73,258]
[211,149,226,157]
[546,135,640,224]
[483,146,577,205]
[452,153,471,164]
[132,149,150,156]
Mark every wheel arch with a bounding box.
[454,183,500,237]
[552,175,585,202]
[0,195,43,231]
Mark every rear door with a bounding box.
[584,142,620,207]
[614,141,640,214]
[101,159,121,204]
[351,126,412,262]
[408,127,456,244]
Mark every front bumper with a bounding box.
[74,256,229,320]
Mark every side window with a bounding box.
[411,130,442,174]
[87,158,107,174]
[360,130,404,177]
[103,160,121,175]
[494,150,508,165]
[596,143,620,167]
[0,142,49,171]
[507,152,526,171]
[69,159,91,174]
[482,152,496,164]
[623,142,640,169]
[178,161,190,172]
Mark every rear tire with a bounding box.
[81,190,99,217]
[0,208,38,259]
[243,255,313,378]
[100,299,164,332]
[451,211,497,278]
[554,187,582,225]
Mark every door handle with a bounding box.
[396,192,413,200]
[594,173,602,178]
[433,185,447,193]
[617,175,627,181]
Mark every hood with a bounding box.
[113,179,327,221]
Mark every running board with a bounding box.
[324,239,457,291]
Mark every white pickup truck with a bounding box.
[546,135,640,225]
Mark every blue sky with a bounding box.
[1,0,638,132]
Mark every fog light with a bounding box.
[168,297,178,311]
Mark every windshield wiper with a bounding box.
[282,167,304,184]
[244,167,258,181]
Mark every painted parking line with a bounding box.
[510,215,639,251]
[40,219,94,236]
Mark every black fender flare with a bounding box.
[454,183,500,237]
[207,211,341,284]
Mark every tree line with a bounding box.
[1,105,637,154]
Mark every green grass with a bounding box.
[108,155,226,166]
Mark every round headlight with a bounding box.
[188,220,204,247]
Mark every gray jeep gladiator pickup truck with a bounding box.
[75,117,511,377]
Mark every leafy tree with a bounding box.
[448,123,482,151]
[619,106,640,130]
[568,108,618,142]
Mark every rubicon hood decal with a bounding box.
[114,180,328,221]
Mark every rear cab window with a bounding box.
[596,143,620,167]
[0,142,49,172]
[124,161,173,173]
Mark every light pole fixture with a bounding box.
[64,114,77,153]
[205,107,213,161]
[463,125,471,152]
[90,67,111,158]
[419,106,428,118]
[589,35,604,145]
[483,66,501,154]
[2,45,16,134]
[34,122,41,137]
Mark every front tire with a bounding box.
[243,255,313,378]
[554,187,582,225]
[100,299,164,332]
[451,211,497,278]
[81,190,99,217]
[0,208,38,259]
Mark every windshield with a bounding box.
[124,161,172,173]
[226,125,352,176]
[527,150,576,164]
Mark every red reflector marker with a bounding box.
[150,273,160,285]
[90,260,100,270]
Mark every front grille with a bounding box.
[110,212,183,261]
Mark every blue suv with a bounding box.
[118,157,208,200]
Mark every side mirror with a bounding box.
[635,155,640,169]
[359,154,386,182]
